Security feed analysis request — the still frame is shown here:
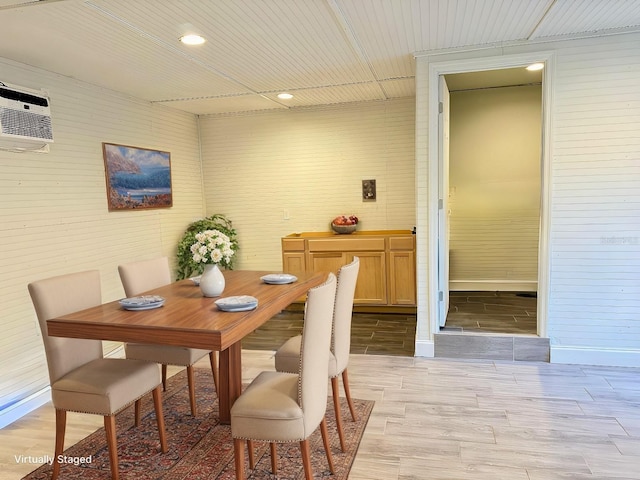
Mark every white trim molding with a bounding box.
[414,339,435,358]
[0,387,51,429]
[551,346,640,368]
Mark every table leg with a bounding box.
[218,341,242,424]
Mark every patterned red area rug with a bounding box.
[23,368,373,479]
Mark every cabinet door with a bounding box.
[348,252,387,305]
[389,251,416,305]
[283,252,306,275]
[308,251,347,276]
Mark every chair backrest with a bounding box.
[28,270,103,384]
[298,273,337,431]
[332,257,360,372]
[118,257,172,297]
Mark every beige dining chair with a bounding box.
[118,257,218,416]
[28,270,168,480]
[231,273,337,480]
[274,256,360,452]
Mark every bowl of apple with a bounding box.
[331,215,359,234]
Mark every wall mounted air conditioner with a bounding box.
[0,82,53,151]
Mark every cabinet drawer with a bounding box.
[389,236,414,250]
[308,237,385,252]
[282,238,305,251]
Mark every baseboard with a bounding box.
[449,280,537,291]
[414,339,434,357]
[551,345,640,367]
[0,387,51,429]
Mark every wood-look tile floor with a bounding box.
[242,309,417,356]
[444,291,538,335]
[243,292,537,358]
[3,352,639,480]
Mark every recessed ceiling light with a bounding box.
[277,93,293,100]
[526,63,544,71]
[180,34,206,46]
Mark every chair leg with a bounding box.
[104,415,119,480]
[331,376,346,452]
[134,399,141,427]
[342,369,358,421]
[320,418,335,474]
[233,438,246,480]
[186,365,197,416]
[52,409,66,480]
[209,351,219,395]
[161,364,168,391]
[270,442,278,474]
[152,386,168,453]
[247,439,255,469]
[299,439,314,480]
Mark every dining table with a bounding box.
[46,269,327,424]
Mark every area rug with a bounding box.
[23,367,373,479]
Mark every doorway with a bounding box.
[442,68,543,335]
[421,51,554,347]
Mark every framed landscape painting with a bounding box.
[102,143,172,210]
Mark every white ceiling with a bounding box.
[1,0,639,115]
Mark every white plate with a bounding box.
[119,295,165,307]
[260,274,298,285]
[215,295,258,311]
[216,304,258,312]
[189,275,201,286]
[215,295,258,307]
[121,302,165,311]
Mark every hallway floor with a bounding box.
[443,291,537,335]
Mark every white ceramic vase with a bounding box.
[199,264,225,297]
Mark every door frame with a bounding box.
[426,51,554,340]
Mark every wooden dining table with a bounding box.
[46,270,326,423]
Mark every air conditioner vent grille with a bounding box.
[0,107,53,141]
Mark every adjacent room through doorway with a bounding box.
[442,67,543,335]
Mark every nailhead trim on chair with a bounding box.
[330,273,342,359]
[297,274,335,410]
[56,392,149,416]
[124,358,196,368]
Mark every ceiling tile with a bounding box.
[0,0,638,114]
[157,94,286,115]
[379,78,416,99]
[531,0,640,39]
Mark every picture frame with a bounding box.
[102,143,172,211]
[362,179,376,201]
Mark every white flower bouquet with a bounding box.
[190,229,235,269]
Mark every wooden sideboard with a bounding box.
[282,230,416,310]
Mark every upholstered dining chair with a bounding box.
[274,256,360,451]
[28,270,168,480]
[231,273,337,480]
[118,256,218,416]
